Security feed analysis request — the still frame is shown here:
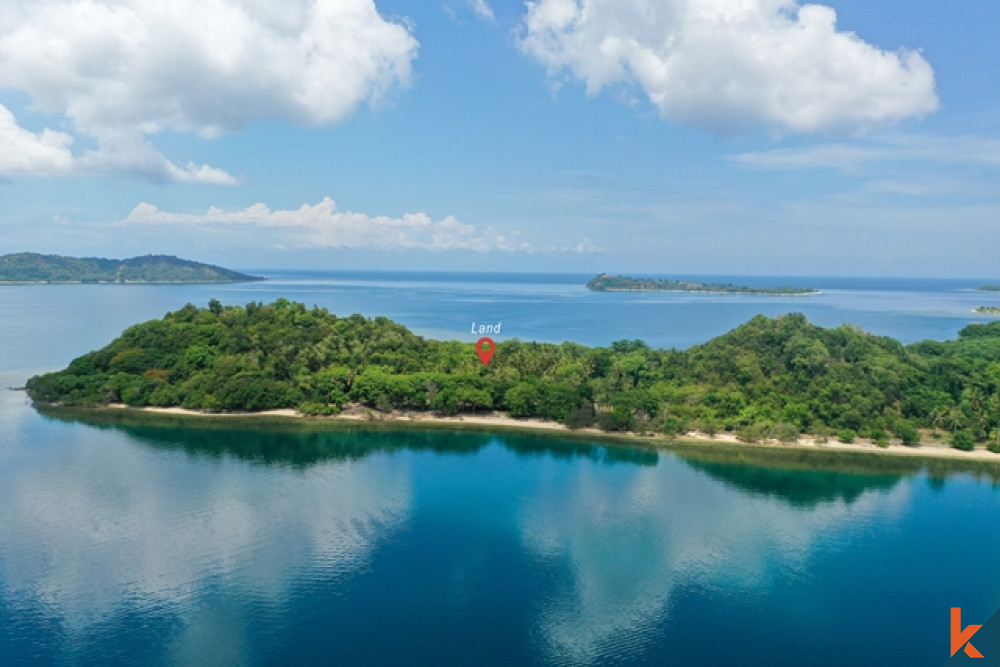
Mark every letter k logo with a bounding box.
[953,608,985,658]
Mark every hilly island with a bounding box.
[0,253,263,284]
[25,299,1000,455]
[586,273,816,295]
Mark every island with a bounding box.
[979,286,1000,292]
[0,253,264,284]
[26,299,1000,455]
[586,273,817,295]
[974,306,1000,315]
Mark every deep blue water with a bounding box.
[2,272,1000,665]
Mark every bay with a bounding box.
[2,272,1000,665]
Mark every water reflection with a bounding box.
[10,404,1000,665]
[682,460,903,508]
[519,454,913,664]
[0,419,412,663]
[36,407,659,468]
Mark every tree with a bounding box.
[895,421,921,447]
[943,406,967,433]
[951,430,976,451]
[598,405,635,432]
[504,382,540,418]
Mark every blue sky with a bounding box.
[1,0,998,276]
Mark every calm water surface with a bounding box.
[2,273,1000,665]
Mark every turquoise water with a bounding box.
[3,273,1000,665]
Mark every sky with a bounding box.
[1,0,998,277]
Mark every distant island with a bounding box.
[0,253,263,284]
[974,306,1000,315]
[979,286,1000,292]
[25,299,1000,454]
[586,273,817,295]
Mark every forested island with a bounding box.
[975,307,1000,315]
[26,300,1000,453]
[0,253,263,284]
[979,286,1000,292]
[586,273,816,295]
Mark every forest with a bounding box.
[0,253,262,284]
[25,299,1000,451]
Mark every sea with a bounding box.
[2,271,999,665]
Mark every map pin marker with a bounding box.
[476,337,495,366]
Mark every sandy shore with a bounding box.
[99,403,1000,463]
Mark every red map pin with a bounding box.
[476,337,495,366]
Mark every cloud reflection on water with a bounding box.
[519,458,912,664]
[0,423,411,661]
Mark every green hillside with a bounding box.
[0,253,263,284]
[26,300,1000,451]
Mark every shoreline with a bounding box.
[84,403,1000,463]
[0,280,260,285]
[590,288,820,296]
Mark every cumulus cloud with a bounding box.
[0,103,75,176]
[0,0,418,181]
[121,197,579,253]
[519,0,938,135]
[0,105,239,182]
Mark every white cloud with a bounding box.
[0,103,74,176]
[547,236,602,253]
[0,0,418,182]
[519,0,938,135]
[731,134,1000,170]
[121,197,563,253]
[0,104,239,183]
[469,0,495,21]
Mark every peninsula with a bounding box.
[0,253,263,284]
[586,273,816,295]
[26,299,1000,455]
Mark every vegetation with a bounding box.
[26,300,1000,451]
[586,273,816,295]
[974,306,1000,315]
[978,286,1000,292]
[0,252,263,284]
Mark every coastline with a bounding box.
[590,288,820,296]
[0,280,257,285]
[87,403,1000,463]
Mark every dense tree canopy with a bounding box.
[26,300,1000,450]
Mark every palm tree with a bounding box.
[930,405,949,430]
[944,406,967,433]
[963,387,987,417]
